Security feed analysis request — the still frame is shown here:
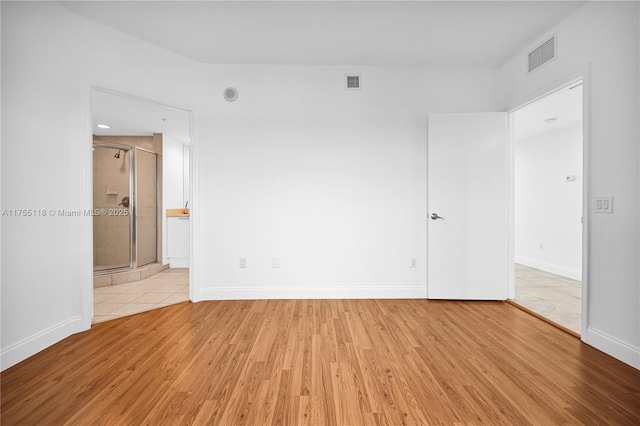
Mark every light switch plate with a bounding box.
[594,196,613,214]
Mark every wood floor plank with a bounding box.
[2,299,640,425]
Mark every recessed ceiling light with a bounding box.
[96,123,111,129]
[544,117,558,124]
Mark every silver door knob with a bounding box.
[430,213,445,220]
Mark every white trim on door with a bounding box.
[506,66,590,342]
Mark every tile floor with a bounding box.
[93,268,189,323]
[513,263,581,334]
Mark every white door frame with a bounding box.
[82,82,195,327]
[506,67,591,341]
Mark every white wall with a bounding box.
[499,1,640,368]
[515,124,583,280]
[5,0,636,372]
[1,1,500,369]
[162,134,188,265]
[1,1,204,370]
[193,64,500,300]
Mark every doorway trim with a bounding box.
[506,66,591,341]
[82,81,195,327]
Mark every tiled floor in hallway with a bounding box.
[93,268,189,323]
[514,263,581,334]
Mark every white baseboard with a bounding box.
[198,285,427,300]
[1,316,84,372]
[515,256,581,281]
[169,258,189,268]
[585,327,640,370]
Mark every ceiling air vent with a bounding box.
[527,35,557,73]
[345,74,361,90]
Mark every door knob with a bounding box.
[119,196,130,208]
[430,213,445,220]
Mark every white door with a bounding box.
[427,113,508,300]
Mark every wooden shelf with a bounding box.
[166,208,189,217]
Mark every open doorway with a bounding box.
[511,80,584,335]
[91,88,192,323]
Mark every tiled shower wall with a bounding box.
[93,134,163,272]
[93,146,132,269]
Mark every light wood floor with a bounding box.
[2,299,639,425]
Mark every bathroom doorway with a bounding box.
[91,88,191,323]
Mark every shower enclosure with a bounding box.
[93,142,158,273]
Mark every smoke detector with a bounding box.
[223,87,239,102]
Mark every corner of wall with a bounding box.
[1,316,85,372]
[499,1,640,369]
[585,327,640,370]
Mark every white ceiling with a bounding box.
[84,1,584,141]
[92,89,191,143]
[61,0,584,68]
[513,81,583,142]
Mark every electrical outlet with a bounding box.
[410,258,417,268]
[239,258,246,269]
[272,257,280,269]
[539,243,544,250]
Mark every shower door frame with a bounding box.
[93,141,137,274]
[132,146,160,269]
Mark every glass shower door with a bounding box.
[135,148,158,267]
[93,145,132,271]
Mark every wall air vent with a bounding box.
[345,74,361,90]
[527,35,557,73]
